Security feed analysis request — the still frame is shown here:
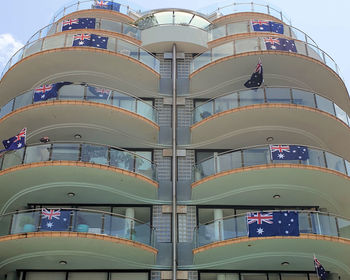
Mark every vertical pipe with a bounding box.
[172,43,177,280]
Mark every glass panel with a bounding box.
[210,25,226,41]
[123,24,140,39]
[112,92,136,112]
[217,151,242,173]
[315,95,335,115]
[243,147,269,167]
[325,152,345,173]
[68,272,108,280]
[11,211,39,234]
[2,148,24,169]
[192,50,211,71]
[266,87,291,103]
[0,214,11,236]
[292,89,315,107]
[117,40,139,59]
[110,272,148,280]
[299,212,312,233]
[42,34,66,50]
[134,221,151,244]
[195,157,214,181]
[24,144,51,163]
[317,213,338,236]
[154,11,173,25]
[281,274,308,280]
[104,214,126,238]
[13,91,33,110]
[235,37,259,54]
[174,11,193,25]
[23,40,42,57]
[302,149,325,167]
[308,274,319,280]
[215,93,238,113]
[137,100,154,120]
[338,217,350,239]
[241,273,267,280]
[59,84,84,100]
[200,273,240,280]
[239,88,265,106]
[197,223,217,246]
[140,50,156,69]
[334,103,348,124]
[81,144,108,165]
[135,151,153,179]
[345,160,350,175]
[190,16,210,29]
[267,274,280,280]
[0,100,14,119]
[110,149,134,171]
[100,19,122,33]
[228,21,248,35]
[194,100,213,122]
[51,143,80,161]
[73,211,103,234]
[307,44,323,61]
[26,272,66,280]
[212,42,233,61]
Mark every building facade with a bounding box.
[0,1,349,279]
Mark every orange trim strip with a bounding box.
[191,163,350,189]
[190,103,350,130]
[193,233,350,254]
[0,232,158,254]
[60,9,135,23]
[0,161,158,188]
[0,100,159,130]
[212,12,284,25]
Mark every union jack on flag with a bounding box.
[41,208,61,220]
[40,209,71,231]
[63,18,79,27]
[1,128,27,153]
[95,0,109,7]
[247,212,273,225]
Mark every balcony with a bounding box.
[0,208,157,274]
[137,9,210,52]
[189,38,348,111]
[193,211,350,278]
[192,145,350,215]
[0,143,157,212]
[0,83,158,147]
[0,33,160,105]
[191,87,350,154]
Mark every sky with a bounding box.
[0,0,349,91]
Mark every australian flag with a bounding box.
[244,58,263,88]
[270,145,309,161]
[62,18,96,31]
[93,0,121,11]
[251,20,284,34]
[33,82,71,102]
[247,211,299,237]
[1,128,26,153]
[264,37,297,53]
[72,33,108,49]
[40,209,71,231]
[314,256,327,280]
[87,86,112,100]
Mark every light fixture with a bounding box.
[59,260,67,265]
[273,194,281,199]
[266,136,274,142]
[67,192,75,197]
[74,134,82,139]
[281,261,290,266]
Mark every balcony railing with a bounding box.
[199,2,291,24]
[0,208,156,247]
[190,36,341,80]
[0,142,157,181]
[1,32,160,79]
[26,17,141,46]
[194,210,350,248]
[193,86,349,126]
[135,9,211,30]
[208,20,318,47]
[0,83,158,124]
[51,0,143,23]
[193,145,350,182]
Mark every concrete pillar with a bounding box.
[125,207,135,239]
[214,209,224,241]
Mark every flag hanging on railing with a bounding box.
[62,18,96,31]
[40,209,71,231]
[93,0,121,12]
[87,86,112,100]
[34,82,71,102]
[314,256,327,280]
[244,58,263,88]
[72,33,108,49]
[247,211,299,237]
[0,128,27,153]
[264,37,297,53]
[270,145,309,161]
[251,20,284,34]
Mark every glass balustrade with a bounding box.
[0,208,156,247]
[1,32,160,79]
[0,143,157,181]
[192,87,349,128]
[190,36,341,80]
[0,83,158,123]
[194,211,350,248]
[135,10,210,30]
[193,145,350,182]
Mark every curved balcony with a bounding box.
[0,143,157,212]
[0,208,157,273]
[0,83,158,147]
[191,86,350,153]
[199,2,291,24]
[193,211,350,278]
[189,37,348,111]
[51,0,143,23]
[192,145,350,214]
[0,33,160,105]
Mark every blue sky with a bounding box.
[0,0,349,90]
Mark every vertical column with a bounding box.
[125,207,135,240]
[214,209,224,241]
